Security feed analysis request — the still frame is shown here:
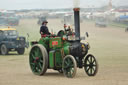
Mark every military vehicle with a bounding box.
[0,27,29,55]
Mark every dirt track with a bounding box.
[0,19,128,85]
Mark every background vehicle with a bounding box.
[37,16,47,25]
[95,17,107,27]
[61,15,73,25]
[0,27,29,55]
[0,12,19,26]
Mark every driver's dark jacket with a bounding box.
[40,25,50,35]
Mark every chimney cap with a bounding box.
[73,8,80,11]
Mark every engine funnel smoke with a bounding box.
[73,0,80,8]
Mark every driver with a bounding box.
[40,20,51,37]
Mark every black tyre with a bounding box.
[84,54,98,76]
[29,44,48,75]
[17,48,25,55]
[0,44,8,55]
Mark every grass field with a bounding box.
[0,19,128,85]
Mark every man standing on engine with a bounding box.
[40,20,51,36]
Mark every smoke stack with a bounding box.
[73,8,80,42]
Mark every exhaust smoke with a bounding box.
[73,0,80,7]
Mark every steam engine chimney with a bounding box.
[73,8,80,42]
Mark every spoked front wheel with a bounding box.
[84,54,98,76]
[62,55,77,78]
[29,44,48,75]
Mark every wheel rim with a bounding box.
[62,55,77,78]
[29,46,44,75]
[84,54,98,76]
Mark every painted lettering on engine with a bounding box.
[52,41,58,46]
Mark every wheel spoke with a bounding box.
[34,50,38,57]
[69,71,72,77]
[92,59,95,64]
[86,67,90,73]
[32,63,37,72]
[35,67,39,72]
[40,59,43,63]
[38,62,42,70]
[85,64,90,67]
[36,48,41,57]
[87,59,91,64]
[31,53,36,59]
[90,68,93,74]
[93,64,96,67]
[34,47,40,57]
[64,60,68,65]
[70,65,74,68]
[30,63,36,70]
[64,64,68,69]
[90,56,93,63]
[31,63,35,66]
[69,60,73,66]
[67,68,72,77]
[32,67,36,72]
[71,68,74,74]
[92,67,95,72]
[36,64,41,72]
[67,58,70,63]
[36,48,40,53]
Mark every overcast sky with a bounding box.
[0,0,128,10]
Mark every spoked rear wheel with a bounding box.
[84,54,98,76]
[29,44,48,75]
[62,55,77,78]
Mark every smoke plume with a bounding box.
[73,0,80,7]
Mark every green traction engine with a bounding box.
[29,8,98,78]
